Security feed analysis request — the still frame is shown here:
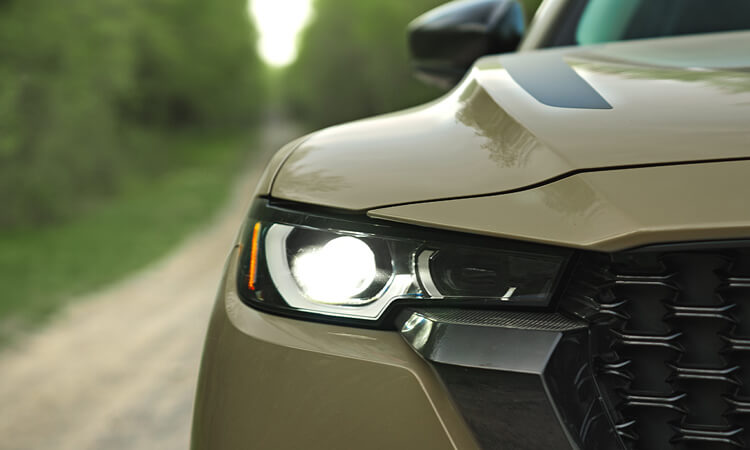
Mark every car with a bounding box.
[191,0,750,448]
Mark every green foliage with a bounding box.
[124,0,265,127]
[283,0,544,129]
[0,0,263,228]
[521,0,544,16]
[0,132,252,332]
[282,0,447,129]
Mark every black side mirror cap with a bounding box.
[408,0,525,88]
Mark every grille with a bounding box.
[413,309,585,331]
[560,245,750,449]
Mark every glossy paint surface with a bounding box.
[370,160,750,252]
[271,31,750,210]
[191,249,480,450]
[253,134,310,197]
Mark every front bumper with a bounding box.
[191,247,478,449]
[191,248,601,449]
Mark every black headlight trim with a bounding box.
[236,198,577,329]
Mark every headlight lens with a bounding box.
[238,200,571,327]
[290,235,377,303]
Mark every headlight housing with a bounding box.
[237,200,572,328]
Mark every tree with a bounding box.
[284,0,544,129]
[283,0,447,129]
[0,0,264,227]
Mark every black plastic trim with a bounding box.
[399,308,622,449]
[234,198,574,330]
[500,51,612,109]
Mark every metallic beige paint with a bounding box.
[253,135,311,197]
[272,82,571,210]
[370,160,750,252]
[191,248,480,450]
[195,15,750,450]
[271,32,750,211]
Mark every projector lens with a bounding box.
[236,200,571,325]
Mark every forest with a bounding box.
[0,0,542,325]
[0,0,542,228]
[0,0,264,228]
[284,0,543,128]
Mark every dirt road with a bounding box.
[0,121,300,450]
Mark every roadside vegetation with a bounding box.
[0,0,263,333]
[0,0,264,227]
[0,133,252,333]
[283,0,543,128]
[0,0,543,335]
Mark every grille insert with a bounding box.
[561,246,750,449]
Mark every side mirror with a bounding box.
[408,0,525,88]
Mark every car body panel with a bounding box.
[253,135,311,197]
[191,248,480,450]
[196,1,750,447]
[369,159,750,252]
[271,31,750,211]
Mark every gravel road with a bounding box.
[0,121,299,450]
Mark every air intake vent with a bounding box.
[560,245,750,450]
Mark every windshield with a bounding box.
[542,0,750,47]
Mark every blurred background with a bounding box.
[0,0,542,340]
[0,0,540,448]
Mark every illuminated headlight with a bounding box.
[238,200,571,327]
[290,235,377,303]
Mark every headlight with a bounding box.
[237,200,572,328]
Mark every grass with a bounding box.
[0,131,254,336]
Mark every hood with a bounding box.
[369,159,750,251]
[271,31,750,210]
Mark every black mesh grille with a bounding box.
[413,309,585,331]
[560,245,750,450]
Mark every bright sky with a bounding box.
[250,0,313,67]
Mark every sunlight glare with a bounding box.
[250,0,313,67]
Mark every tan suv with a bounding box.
[192,0,750,448]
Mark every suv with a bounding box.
[192,1,750,448]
